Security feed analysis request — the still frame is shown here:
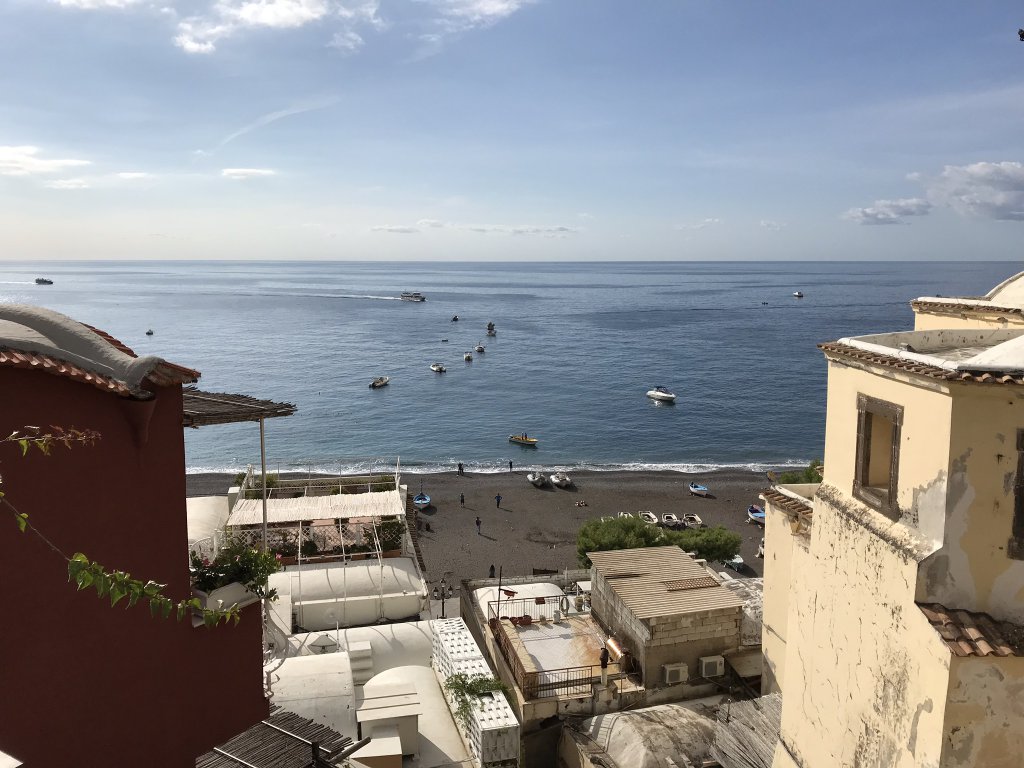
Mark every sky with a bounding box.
[1,0,1023,261]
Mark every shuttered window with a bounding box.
[853,394,903,520]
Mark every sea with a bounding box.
[1,260,1016,475]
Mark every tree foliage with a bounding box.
[443,673,512,729]
[577,516,742,566]
[775,459,823,484]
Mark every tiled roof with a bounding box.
[918,603,1024,657]
[819,342,1024,386]
[589,546,744,619]
[911,300,1024,317]
[760,488,813,517]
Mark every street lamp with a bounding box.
[439,577,448,619]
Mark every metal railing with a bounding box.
[486,593,590,623]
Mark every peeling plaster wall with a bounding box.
[762,501,800,695]
[941,657,1024,767]
[913,311,1024,332]
[924,388,1024,622]
[822,360,951,550]
[775,493,952,768]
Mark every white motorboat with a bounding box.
[662,512,681,527]
[527,472,546,487]
[430,363,446,373]
[464,352,473,361]
[400,292,426,302]
[682,513,704,528]
[793,291,804,298]
[639,511,658,525]
[646,386,677,402]
[550,471,572,488]
[474,342,485,353]
[688,482,710,497]
[369,376,390,389]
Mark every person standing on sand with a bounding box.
[475,516,482,535]
[495,494,502,508]
[457,462,464,476]
[460,492,465,507]
[508,460,513,472]
[489,564,495,578]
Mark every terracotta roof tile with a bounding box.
[761,488,813,517]
[918,603,1024,657]
[911,299,1024,317]
[819,342,1024,386]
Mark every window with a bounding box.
[853,394,903,518]
[1009,430,1024,560]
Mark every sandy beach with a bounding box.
[187,468,770,586]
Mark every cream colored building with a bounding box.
[762,274,1024,768]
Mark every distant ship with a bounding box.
[400,292,426,302]
[35,278,53,285]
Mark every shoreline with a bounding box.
[187,468,772,584]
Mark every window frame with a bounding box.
[1009,429,1024,560]
[853,393,903,519]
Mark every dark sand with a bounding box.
[186,469,769,586]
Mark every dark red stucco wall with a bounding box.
[0,368,267,766]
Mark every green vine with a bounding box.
[3,426,239,627]
[443,673,511,729]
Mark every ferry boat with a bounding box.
[400,292,426,302]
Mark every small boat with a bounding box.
[688,482,710,497]
[747,505,766,525]
[756,537,765,558]
[34,278,53,285]
[486,322,497,336]
[474,342,485,353]
[369,376,390,389]
[527,472,547,487]
[451,315,459,322]
[639,511,658,525]
[430,363,446,373]
[793,291,804,298]
[509,434,538,447]
[413,492,431,510]
[464,352,473,362]
[646,386,677,402]
[617,511,634,518]
[682,513,704,528]
[441,338,448,342]
[724,554,745,572]
[145,329,154,336]
[662,512,681,527]
[550,471,571,488]
[400,291,426,302]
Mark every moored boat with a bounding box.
[509,434,538,447]
[464,352,473,361]
[430,363,446,373]
[688,482,710,497]
[400,292,426,302]
[486,321,496,336]
[793,291,804,298]
[369,376,390,389]
[451,315,459,322]
[527,472,546,487]
[646,386,677,402]
[662,512,681,527]
[145,329,154,336]
[413,492,431,510]
[640,511,658,525]
[724,554,745,572]
[682,513,704,528]
[747,505,766,525]
[34,278,53,285]
[550,471,571,488]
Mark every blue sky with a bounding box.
[2,0,1023,260]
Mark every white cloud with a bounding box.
[416,218,447,228]
[329,29,364,53]
[760,219,783,231]
[52,0,141,7]
[414,0,535,57]
[371,225,420,233]
[44,178,91,190]
[843,198,931,225]
[117,171,154,179]
[221,167,276,179]
[0,146,91,176]
[673,218,721,231]
[924,161,1024,221]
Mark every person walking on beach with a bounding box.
[460,492,465,507]
[475,516,482,535]
[457,462,464,476]
[508,460,513,472]
[495,493,502,508]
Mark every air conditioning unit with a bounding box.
[663,662,688,685]
[700,655,726,678]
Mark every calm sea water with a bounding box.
[1,260,1015,474]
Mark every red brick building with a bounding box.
[0,305,271,766]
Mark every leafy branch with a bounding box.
[2,425,240,627]
[443,673,512,729]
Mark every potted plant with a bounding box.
[190,537,281,610]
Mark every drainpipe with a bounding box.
[260,417,268,553]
